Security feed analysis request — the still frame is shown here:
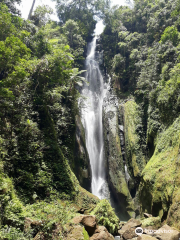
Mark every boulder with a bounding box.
[137,235,157,240]
[141,216,161,230]
[120,218,141,232]
[122,228,137,239]
[72,215,97,236]
[118,218,142,235]
[90,226,114,240]
[119,222,126,229]
[66,225,86,240]
[149,224,180,240]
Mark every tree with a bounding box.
[0,0,21,14]
[28,0,36,20]
[31,4,53,27]
[54,0,110,40]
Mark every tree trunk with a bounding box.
[28,0,36,20]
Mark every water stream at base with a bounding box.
[81,36,109,200]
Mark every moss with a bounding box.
[141,216,161,228]
[0,171,25,229]
[103,103,135,219]
[73,115,91,191]
[90,199,120,235]
[83,227,89,240]
[124,100,146,179]
[139,116,180,228]
[75,186,99,211]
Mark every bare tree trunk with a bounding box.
[28,0,36,20]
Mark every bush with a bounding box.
[90,199,119,235]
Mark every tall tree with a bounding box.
[28,0,36,19]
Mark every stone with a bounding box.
[122,228,137,239]
[66,225,85,240]
[72,215,97,236]
[144,213,152,218]
[141,216,161,229]
[137,235,157,240]
[150,224,180,240]
[90,226,114,240]
[114,236,121,240]
[122,219,141,230]
[119,219,142,237]
[72,215,84,224]
[82,216,97,236]
[119,222,126,229]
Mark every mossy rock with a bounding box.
[103,102,135,219]
[141,216,161,229]
[139,116,180,229]
[124,100,146,179]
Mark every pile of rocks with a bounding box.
[118,218,180,240]
[64,214,180,240]
[66,215,114,240]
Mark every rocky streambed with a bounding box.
[64,213,180,240]
[118,216,180,240]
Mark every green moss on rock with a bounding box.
[124,100,146,179]
[103,102,135,219]
[141,216,161,229]
[139,116,180,229]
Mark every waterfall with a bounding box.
[81,36,109,200]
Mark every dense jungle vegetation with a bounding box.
[0,0,113,239]
[0,0,180,238]
[101,0,180,152]
[100,0,180,227]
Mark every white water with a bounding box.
[81,36,109,199]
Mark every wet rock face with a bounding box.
[74,115,91,191]
[124,100,146,180]
[103,93,135,220]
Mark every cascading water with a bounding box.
[81,34,109,200]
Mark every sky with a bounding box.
[16,0,128,22]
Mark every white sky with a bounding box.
[16,0,128,21]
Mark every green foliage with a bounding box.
[54,0,110,40]
[24,200,77,238]
[160,26,179,46]
[90,199,119,235]
[157,63,180,123]
[0,0,21,15]
[0,171,25,229]
[83,227,89,240]
[31,4,53,27]
[140,116,180,220]
[0,227,30,240]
